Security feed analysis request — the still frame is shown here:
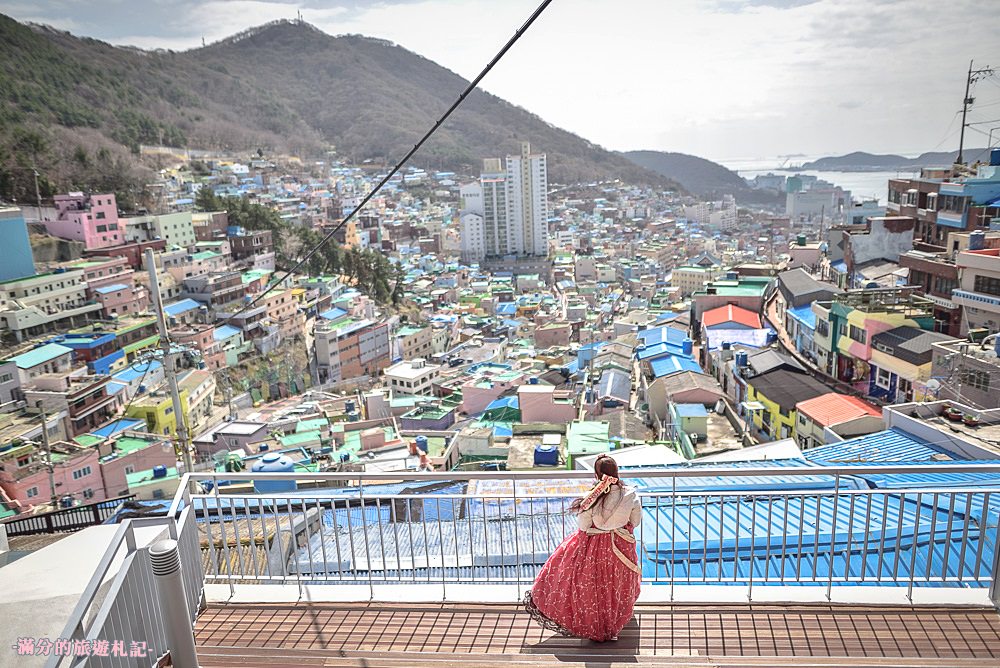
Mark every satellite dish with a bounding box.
[926,379,941,392]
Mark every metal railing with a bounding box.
[1,495,135,537]
[46,506,203,668]
[169,466,1000,606]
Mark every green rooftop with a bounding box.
[279,430,322,447]
[113,436,160,456]
[567,421,611,459]
[72,434,105,448]
[295,418,328,433]
[127,466,179,487]
[4,343,73,369]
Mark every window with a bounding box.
[26,486,39,498]
[17,454,30,467]
[875,366,892,389]
[849,325,867,344]
[124,465,135,475]
[82,488,94,499]
[816,319,829,337]
[72,465,92,480]
[96,225,108,232]
[973,275,1000,297]
[95,211,106,220]
[960,369,990,392]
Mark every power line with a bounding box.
[182,0,556,339]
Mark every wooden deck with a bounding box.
[194,601,1000,667]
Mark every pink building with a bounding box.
[534,322,572,349]
[460,376,525,415]
[0,442,104,512]
[518,385,577,424]
[92,282,148,318]
[45,193,122,250]
[97,433,176,498]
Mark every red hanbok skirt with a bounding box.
[523,523,641,642]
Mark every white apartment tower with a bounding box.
[460,142,548,261]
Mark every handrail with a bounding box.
[172,462,1000,483]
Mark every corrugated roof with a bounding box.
[5,343,73,369]
[702,304,762,329]
[597,368,631,402]
[804,428,951,463]
[796,392,881,427]
[163,298,201,317]
[650,355,704,378]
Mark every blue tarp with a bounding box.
[788,304,817,329]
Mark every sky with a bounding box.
[4,0,1000,165]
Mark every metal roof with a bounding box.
[650,355,703,378]
[795,393,881,427]
[804,428,952,463]
[5,342,73,369]
[163,298,201,317]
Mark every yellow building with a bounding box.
[125,369,216,437]
[744,369,830,441]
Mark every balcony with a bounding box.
[35,466,1000,667]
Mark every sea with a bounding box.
[718,155,921,205]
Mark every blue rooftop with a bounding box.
[804,428,950,464]
[163,298,202,317]
[637,326,687,345]
[674,403,709,418]
[649,355,704,378]
[788,304,817,329]
[94,283,129,295]
[213,324,242,341]
[319,307,348,321]
[113,360,162,383]
[92,418,146,438]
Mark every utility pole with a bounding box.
[37,402,57,504]
[958,60,995,165]
[32,170,42,221]
[145,249,195,482]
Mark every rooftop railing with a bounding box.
[169,466,1000,606]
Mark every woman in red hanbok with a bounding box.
[523,454,642,642]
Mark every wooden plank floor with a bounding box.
[195,602,1000,667]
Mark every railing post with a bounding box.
[990,520,1000,610]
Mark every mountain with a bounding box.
[798,148,993,171]
[0,16,676,206]
[622,150,783,207]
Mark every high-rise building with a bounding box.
[0,207,36,282]
[459,142,548,261]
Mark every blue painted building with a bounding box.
[0,207,36,282]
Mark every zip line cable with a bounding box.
[182,0,556,339]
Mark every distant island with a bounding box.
[795,148,993,172]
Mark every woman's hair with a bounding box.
[569,454,621,513]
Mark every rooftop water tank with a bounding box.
[991,147,1000,167]
[682,338,693,356]
[528,377,539,385]
[534,444,559,467]
[152,465,168,479]
[969,230,986,251]
[59,495,74,509]
[251,453,298,494]
[415,435,428,454]
[344,400,356,413]
[259,443,269,452]
[797,233,806,247]
[726,271,738,281]
[735,351,749,368]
